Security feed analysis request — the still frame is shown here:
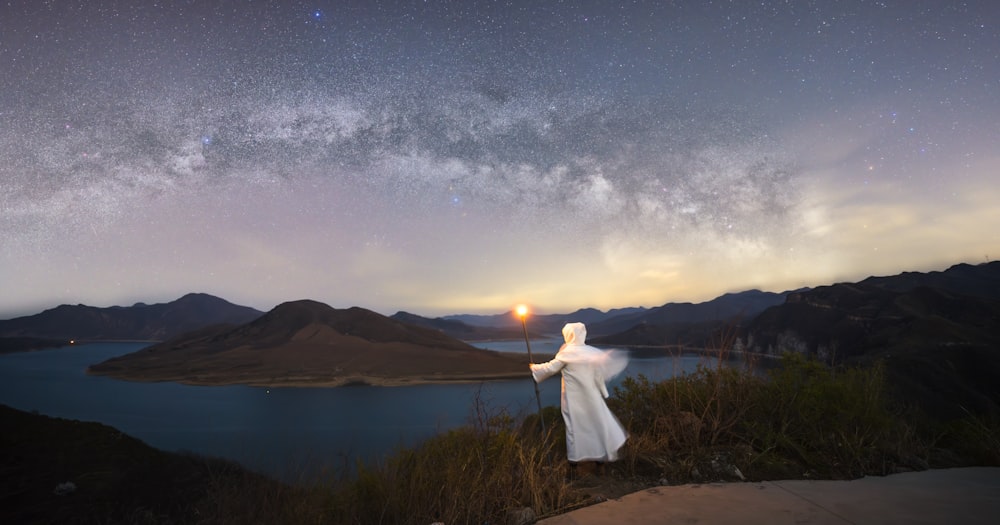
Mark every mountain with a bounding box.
[858,262,1000,300]
[742,261,1000,419]
[588,320,735,350]
[389,311,524,340]
[589,289,793,346]
[442,306,649,334]
[745,262,1000,361]
[641,289,792,324]
[88,300,530,386]
[0,293,264,341]
[438,291,791,346]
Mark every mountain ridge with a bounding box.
[739,261,1000,419]
[0,293,264,342]
[5,261,998,354]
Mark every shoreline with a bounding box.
[249,371,534,388]
[86,370,535,388]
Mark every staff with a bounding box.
[516,304,545,433]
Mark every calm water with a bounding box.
[0,341,724,480]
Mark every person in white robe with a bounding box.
[530,322,628,465]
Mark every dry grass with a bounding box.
[318,399,586,524]
[608,345,953,483]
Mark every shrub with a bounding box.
[610,351,929,482]
[743,353,915,478]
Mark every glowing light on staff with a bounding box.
[516,303,545,433]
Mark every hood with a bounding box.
[562,322,587,345]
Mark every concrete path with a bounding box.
[538,467,1000,524]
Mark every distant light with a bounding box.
[515,304,528,318]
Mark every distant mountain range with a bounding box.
[6,261,1000,416]
[0,262,1000,419]
[5,264,998,360]
[388,311,526,341]
[0,293,263,344]
[587,289,794,346]
[423,291,790,342]
[87,300,529,386]
[441,306,649,335]
[0,288,795,348]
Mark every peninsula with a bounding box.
[87,300,533,387]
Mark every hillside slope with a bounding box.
[744,262,1000,419]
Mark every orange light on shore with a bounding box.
[515,304,529,318]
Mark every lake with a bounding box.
[0,341,732,481]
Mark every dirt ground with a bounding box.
[565,461,659,505]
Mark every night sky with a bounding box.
[2,1,998,319]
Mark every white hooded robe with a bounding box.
[530,322,628,462]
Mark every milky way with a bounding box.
[2,1,998,317]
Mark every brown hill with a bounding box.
[88,300,531,387]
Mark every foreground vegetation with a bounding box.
[5,351,998,524]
